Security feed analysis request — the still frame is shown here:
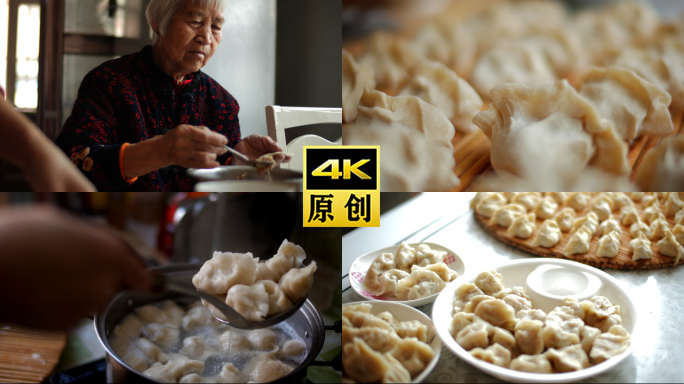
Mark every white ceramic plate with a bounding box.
[432,258,637,383]
[343,301,442,383]
[348,242,466,307]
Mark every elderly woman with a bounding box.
[56,0,287,191]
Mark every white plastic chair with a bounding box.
[265,106,342,172]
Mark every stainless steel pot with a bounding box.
[94,263,327,383]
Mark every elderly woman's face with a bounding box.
[158,4,224,75]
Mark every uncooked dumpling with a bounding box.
[650,215,669,240]
[511,192,542,211]
[657,228,683,266]
[534,196,559,220]
[553,208,576,232]
[356,31,421,93]
[565,224,595,256]
[398,60,482,133]
[597,231,621,258]
[279,261,317,303]
[643,203,662,224]
[630,219,652,239]
[589,195,615,222]
[571,211,599,235]
[578,66,673,141]
[491,203,527,228]
[675,224,684,247]
[343,49,376,123]
[356,87,455,150]
[473,80,629,188]
[664,192,684,217]
[629,232,653,261]
[475,193,508,218]
[566,192,592,211]
[508,213,536,239]
[634,135,684,191]
[599,215,622,236]
[342,121,459,192]
[192,252,257,294]
[531,220,562,248]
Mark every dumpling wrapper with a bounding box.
[356,31,421,93]
[634,135,684,192]
[532,219,562,248]
[342,49,375,123]
[473,80,629,189]
[629,232,653,261]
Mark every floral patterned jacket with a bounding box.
[55,45,241,191]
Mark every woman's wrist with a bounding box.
[123,136,168,178]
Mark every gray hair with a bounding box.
[146,0,227,44]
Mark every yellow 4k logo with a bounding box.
[311,159,371,180]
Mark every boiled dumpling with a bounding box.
[413,244,446,267]
[563,225,593,256]
[393,320,429,343]
[570,211,599,235]
[456,321,491,351]
[142,322,180,349]
[279,261,317,303]
[356,31,420,93]
[501,293,533,314]
[226,284,269,322]
[508,213,536,239]
[620,205,639,226]
[395,269,447,300]
[248,329,278,351]
[542,306,583,349]
[560,297,585,320]
[494,286,532,302]
[580,296,621,327]
[179,373,205,383]
[178,335,214,361]
[553,208,576,232]
[192,252,257,294]
[650,215,670,241]
[511,192,542,211]
[218,329,250,353]
[342,337,411,383]
[474,270,505,296]
[394,242,416,272]
[510,354,553,373]
[590,325,631,363]
[257,280,294,317]
[365,252,396,293]
[630,218,652,239]
[516,309,547,323]
[344,326,399,352]
[145,353,204,383]
[254,240,306,283]
[470,343,511,368]
[599,215,622,236]
[114,314,143,338]
[411,262,457,283]
[279,340,306,356]
[579,325,601,355]
[452,283,485,314]
[491,203,527,228]
[514,319,544,355]
[545,344,589,372]
[578,66,673,141]
[389,337,436,378]
[589,195,615,222]
[244,352,296,383]
[657,228,683,266]
[473,299,518,332]
[143,362,175,383]
[356,87,456,150]
[597,231,621,258]
[449,312,477,338]
[376,269,410,297]
[532,220,562,248]
[490,326,517,351]
[138,305,170,324]
[629,229,652,263]
[343,49,376,123]
[398,60,482,133]
[464,295,495,314]
[534,196,559,220]
[344,310,394,332]
[182,305,222,330]
[215,362,242,383]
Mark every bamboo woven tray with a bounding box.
[0,324,66,383]
[473,199,682,270]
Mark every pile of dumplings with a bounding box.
[342,0,684,191]
[363,242,457,300]
[450,270,631,373]
[472,192,684,267]
[109,300,307,383]
[192,240,317,322]
[342,303,436,382]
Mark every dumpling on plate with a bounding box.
[394,242,416,272]
[394,269,447,300]
[474,270,505,296]
[413,244,446,267]
[342,337,411,383]
[510,354,553,373]
[590,325,631,363]
[514,319,544,355]
[389,337,436,378]
[411,262,457,283]
[470,343,511,368]
[452,283,485,314]
[545,344,589,372]
[364,252,396,294]
[376,269,410,297]
[473,299,517,332]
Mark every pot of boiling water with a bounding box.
[94,263,327,383]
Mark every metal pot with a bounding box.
[188,166,302,192]
[94,263,328,383]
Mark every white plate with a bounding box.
[348,242,466,307]
[432,258,637,383]
[343,301,442,383]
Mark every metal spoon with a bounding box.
[152,272,307,330]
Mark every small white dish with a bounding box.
[525,264,603,314]
[432,258,637,383]
[343,301,442,383]
[348,242,466,307]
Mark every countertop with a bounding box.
[342,192,684,383]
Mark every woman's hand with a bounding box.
[0,206,152,331]
[232,135,292,164]
[124,125,228,178]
